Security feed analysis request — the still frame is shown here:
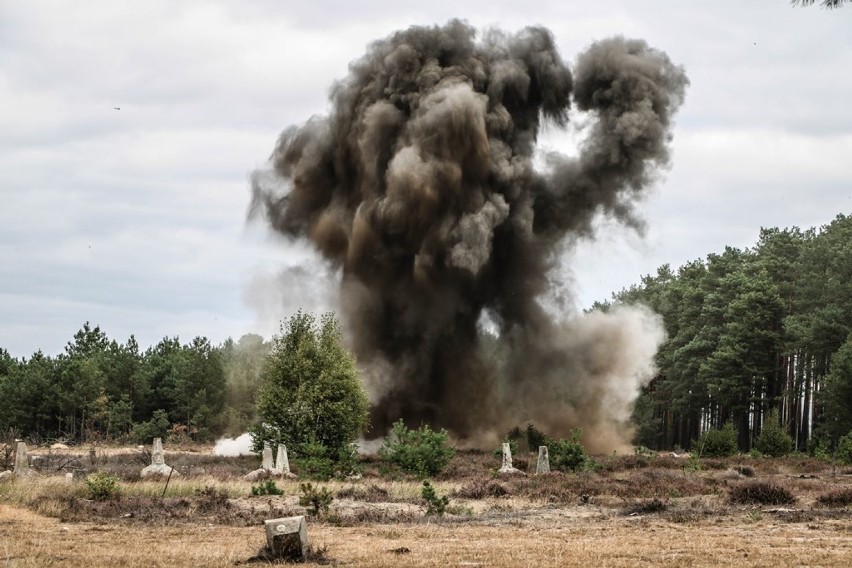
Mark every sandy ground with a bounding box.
[2,501,851,567]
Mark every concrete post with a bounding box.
[536,445,550,474]
[276,444,292,475]
[14,441,31,477]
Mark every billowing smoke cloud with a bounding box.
[250,21,687,451]
[214,433,253,456]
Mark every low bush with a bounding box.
[421,480,449,516]
[549,432,590,473]
[379,420,455,478]
[336,484,390,502]
[85,472,121,501]
[836,431,852,465]
[734,465,755,478]
[454,479,509,499]
[293,441,336,481]
[729,481,795,505]
[815,488,852,508]
[623,498,667,515]
[695,422,738,458]
[754,411,794,457]
[250,480,284,496]
[194,486,230,513]
[298,482,333,516]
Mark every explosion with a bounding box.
[250,20,687,451]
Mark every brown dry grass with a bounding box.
[3,449,852,566]
[2,502,852,567]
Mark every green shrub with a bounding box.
[548,432,589,473]
[808,435,832,461]
[379,420,455,478]
[421,480,450,516]
[754,411,794,457]
[334,443,361,478]
[293,440,336,481]
[251,480,284,496]
[695,422,738,458]
[85,473,121,501]
[837,431,852,465]
[634,446,656,459]
[298,482,333,516]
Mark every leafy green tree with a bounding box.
[819,336,852,441]
[251,311,369,460]
[791,0,850,8]
[131,409,171,444]
[220,334,270,434]
[137,336,226,441]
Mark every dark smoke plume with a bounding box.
[251,21,687,451]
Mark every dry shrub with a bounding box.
[506,472,597,503]
[700,458,730,471]
[53,494,294,526]
[437,450,493,480]
[665,510,701,523]
[734,465,755,477]
[652,455,690,469]
[617,469,712,499]
[454,479,510,499]
[729,481,795,505]
[328,507,421,526]
[623,498,667,515]
[600,455,650,472]
[815,487,852,508]
[336,484,390,502]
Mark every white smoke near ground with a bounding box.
[213,432,254,456]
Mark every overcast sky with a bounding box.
[1,0,850,358]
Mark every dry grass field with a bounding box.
[2,448,852,567]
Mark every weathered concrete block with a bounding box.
[264,516,308,561]
[536,445,550,474]
[141,437,179,478]
[498,442,524,475]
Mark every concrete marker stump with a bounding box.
[14,441,32,477]
[264,515,308,561]
[498,442,524,475]
[141,437,179,478]
[276,444,297,478]
[245,442,283,481]
[536,445,550,474]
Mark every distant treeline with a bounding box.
[3,215,850,453]
[0,327,270,444]
[597,213,852,453]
